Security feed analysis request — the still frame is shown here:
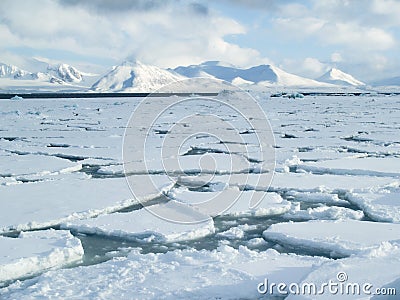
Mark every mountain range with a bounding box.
[0,59,399,93]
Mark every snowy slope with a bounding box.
[266,65,333,87]
[46,63,84,83]
[174,61,333,87]
[0,63,35,80]
[92,60,186,92]
[0,60,96,92]
[317,68,365,86]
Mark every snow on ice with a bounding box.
[0,230,83,285]
[61,200,215,243]
[263,220,400,258]
[0,93,400,299]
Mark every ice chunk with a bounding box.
[297,157,400,177]
[348,191,400,223]
[62,200,214,243]
[168,188,291,217]
[217,224,257,239]
[0,153,82,177]
[271,172,398,193]
[0,230,83,284]
[263,220,400,257]
[283,205,364,221]
[180,172,399,194]
[0,174,171,233]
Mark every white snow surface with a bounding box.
[168,188,291,217]
[348,190,400,223]
[0,174,171,232]
[287,242,400,299]
[61,200,215,243]
[263,220,400,257]
[0,246,327,299]
[0,94,400,298]
[0,230,83,284]
[297,157,400,177]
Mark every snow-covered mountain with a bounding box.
[317,68,365,86]
[46,64,84,83]
[91,61,186,92]
[0,60,94,84]
[0,63,36,80]
[173,61,332,87]
[0,59,376,92]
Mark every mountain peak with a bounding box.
[92,60,185,92]
[318,68,365,86]
[174,62,332,87]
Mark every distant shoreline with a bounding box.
[0,91,399,99]
[0,92,219,99]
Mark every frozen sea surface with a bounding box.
[0,94,399,298]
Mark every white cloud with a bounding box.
[275,17,326,38]
[281,57,328,79]
[321,22,395,51]
[331,52,343,63]
[0,0,266,68]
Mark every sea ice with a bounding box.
[263,220,400,257]
[61,200,215,243]
[168,187,291,217]
[296,157,400,177]
[0,174,171,233]
[348,190,400,223]
[0,245,327,299]
[0,230,83,285]
[286,242,400,299]
[282,205,364,221]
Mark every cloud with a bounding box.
[321,22,395,51]
[58,0,170,13]
[281,57,328,79]
[331,52,343,63]
[273,1,397,51]
[58,0,209,15]
[0,0,261,68]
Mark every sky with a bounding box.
[1,0,400,82]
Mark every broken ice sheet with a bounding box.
[0,229,83,285]
[263,219,400,258]
[0,245,327,299]
[0,153,82,178]
[348,190,400,223]
[168,187,291,217]
[0,173,171,233]
[61,200,215,243]
[296,157,400,177]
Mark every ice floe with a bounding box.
[347,190,400,223]
[61,200,214,243]
[0,153,82,178]
[263,220,400,258]
[168,187,291,217]
[0,230,83,285]
[296,157,400,177]
[0,174,171,233]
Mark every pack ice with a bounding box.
[0,93,400,299]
